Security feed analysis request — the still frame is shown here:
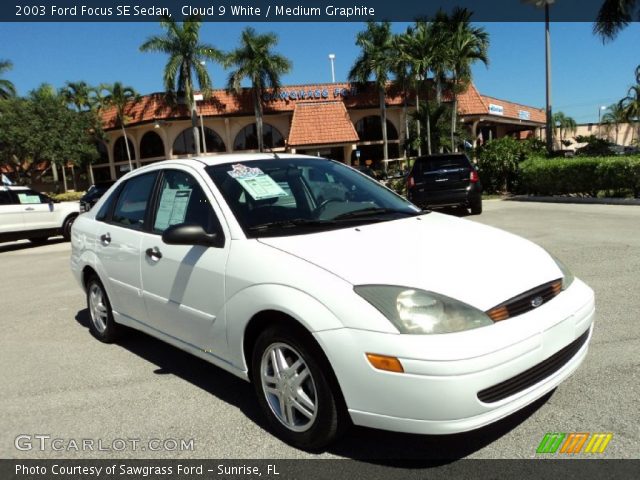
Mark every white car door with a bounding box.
[94,171,158,325]
[14,189,58,230]
[140,168,229,352]
[0,189,24,234]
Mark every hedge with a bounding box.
[519,156,640,197]
[51,191,85,202]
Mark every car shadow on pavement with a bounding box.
[75,308,553,464]
[0,238,65,253]
[74,309,267,428]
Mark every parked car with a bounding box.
[0,185,79,244]
[79,180,116,213]
[70,154,594,450]
[407,154,483,214]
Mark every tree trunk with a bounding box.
[415,92,422,157]
[402,79,409,158]
[254,87,264,152]
[379,87,389,172]
[425,79,432,155]
[121,123,133,172]
[451,74,458,153]
[191,103,201,156]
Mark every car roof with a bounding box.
[127,153,328,175]
[2,186,30,191]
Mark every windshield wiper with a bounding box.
[248,218,334,232]
[333,207,423,220]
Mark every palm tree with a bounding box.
[552,111,577,146]
[0,60,16,99]
[104,82,139,171]
[594,0,640,41]
[349,21,395,169]
[601,102,627,144]
[444,8,489,151]
[225,27,292,153]
[620,83,640,143]
[395,20,435,155]
[60,81,92,112]
[140,15,223,155]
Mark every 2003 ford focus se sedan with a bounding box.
[70,154,595,450]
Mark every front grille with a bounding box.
[477,329,590,403]
[486,279,562,322]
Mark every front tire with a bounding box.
[86,276,119,343]
[62,214,77,241]
[251,325,346,451]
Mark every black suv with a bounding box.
[406,154,482,215]
[79,180,115,213]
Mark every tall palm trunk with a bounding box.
[121,122,133,171]
[451,73,458,152]
[191,103,201,156]
[379,87,389,172]
[402,78,409,158]
[424,78,432,155]
[415,92,422,157]
[253,87,264,152]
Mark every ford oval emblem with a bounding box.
[531,296,544,308]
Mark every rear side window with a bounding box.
[111,173,157,230]
[414,156,471,176]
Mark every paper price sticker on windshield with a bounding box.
[227,164,287,200]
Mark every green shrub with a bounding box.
[475,137,542,193]
[52,191,84,202]
[520,156,640,197]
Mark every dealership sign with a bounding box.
[264,86,358,102]
[489,103,504,116]
[518,110,531,120]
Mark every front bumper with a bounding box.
[314,279,595,435]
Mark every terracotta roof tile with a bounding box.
[288,102,359,147]
[100,81,545,129]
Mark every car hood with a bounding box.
[257,213,563,312]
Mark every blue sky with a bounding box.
[1,21,638,123]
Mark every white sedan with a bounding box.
[70,154,594,450]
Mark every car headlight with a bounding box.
[550,254,575,290]
[354,286,493,334]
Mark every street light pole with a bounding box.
[598,105,606,138]
[544,2,553,154]
[328,54,336,83]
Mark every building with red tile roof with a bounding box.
[92,81,545,181]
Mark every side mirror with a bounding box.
[162,223,223,248]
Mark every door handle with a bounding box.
[25,207,35,211]
[145,247,162,261]
[100,233,111,245]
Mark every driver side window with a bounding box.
[152,170,220,235]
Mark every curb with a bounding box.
[502,196,640,206]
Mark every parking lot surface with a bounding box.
[1,201,638,460]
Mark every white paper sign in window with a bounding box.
[227,164,287,201]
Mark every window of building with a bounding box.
[95,141,109,165]
[354,116,399,142]
[172,127,226,156]
[113,136,136,163]
[140,131,165,159]
[233,123,285,151]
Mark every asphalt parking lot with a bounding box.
[1,200,638,460]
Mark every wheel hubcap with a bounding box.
[260,343,318,432]
[88,284,108,333]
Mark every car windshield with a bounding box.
[206,157,423,237]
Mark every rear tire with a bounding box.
[251,325,346,451]
[86,276,120,343]
[470,198,483,215]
